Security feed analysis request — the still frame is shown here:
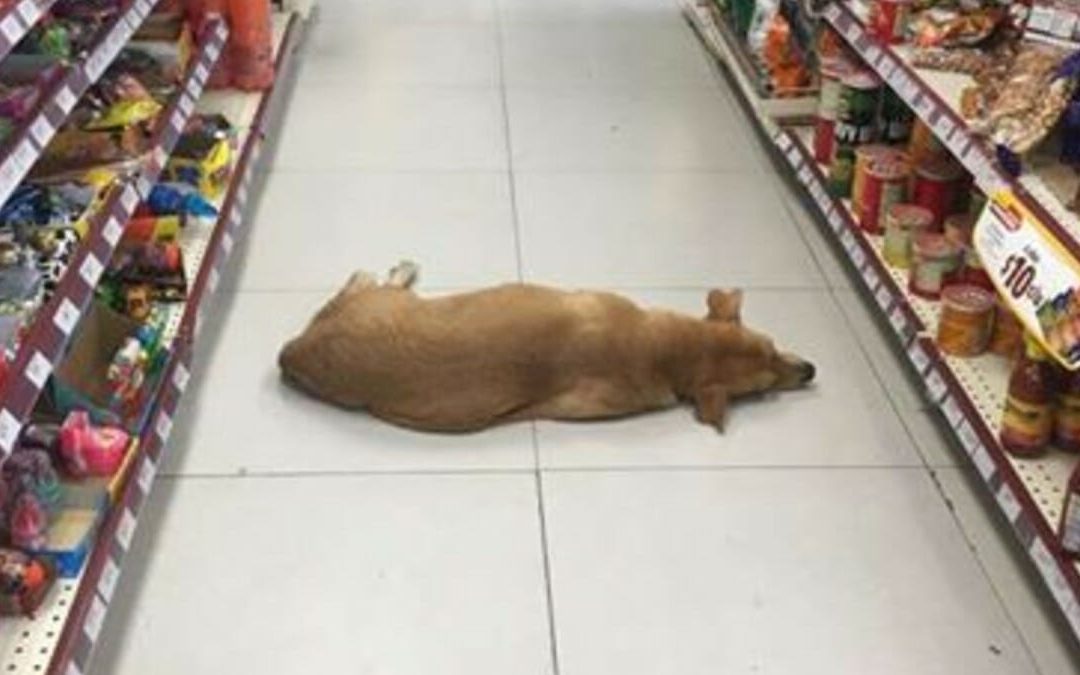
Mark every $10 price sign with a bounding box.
[974,190,1080,370]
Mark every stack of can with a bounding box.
[828,68,883,197]
[853,147,910,234]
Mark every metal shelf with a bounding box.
[0,0,158,210]
[0,0,57,63]
[0,12,304,675]
[774,124,1080,643]
[681,0,817,126]
[0,18,229,467]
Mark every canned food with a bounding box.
[829,70,882,197]
[883,203,933,268]
[859,159,908,234]
[937,284,995,357]
[869,0,913,45]
[851,144,890,216]
[813,58,849,164]
[910,232,962,299]
[912,158,967,228]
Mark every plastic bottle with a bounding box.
[1000,336,1055,458]
[227,0,274,91]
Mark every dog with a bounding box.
[278,262,815,433]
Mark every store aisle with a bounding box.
[91,1,1079,673]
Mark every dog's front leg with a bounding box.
[693,384,729,431]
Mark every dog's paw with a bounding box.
[692,384,728,432]
[387,260,420,289]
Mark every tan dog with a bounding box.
[278,262,815,432]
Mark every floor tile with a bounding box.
[160,291,536,476]
[274,82,507,171]
[515,171,824,288]
[535,289,923,468]
[235,170,518,291]
[772,169,856,291]
[505,87,753,171]
[934,468,1080,674]
[310,0,496,25]
[91,473,553,675]
[300,23,499,86]
[501,22,713,87]
[542,468,1039,675]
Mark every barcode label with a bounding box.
[24,351,51,389]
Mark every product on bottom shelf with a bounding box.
[1062,464,1080,558]
[1001,336,1056,458]
[0,548,55,616]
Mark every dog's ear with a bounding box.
[693,384,729,431]
[706,289,743,323]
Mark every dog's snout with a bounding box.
[799,361,816,384]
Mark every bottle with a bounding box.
[227,0,275,91]
[1000,335,1055,458]
[1056,366,1080,453]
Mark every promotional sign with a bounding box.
[974,190,1080,369]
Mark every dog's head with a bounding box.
[691,290,815,428]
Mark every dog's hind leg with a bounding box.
[386,260,419,289]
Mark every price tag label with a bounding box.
[914,94,935,119]
[874,285,893,310]
[941,395,964,427]
[851,244,867,270]
[1028,5,1056,33]
[98,557,121,603]
[24,351,51,390]
[797,165,813,186]
[957,419,980,452]
[207,41,222,62]
[120,184,139,214]
[65,663,83,675]
[53,297,80,336]
[0,14,20,43]
[194,62,210,85]
[55,84,76,114]
[861,263,880,290]
[173,362,190,392]
[775,133,792,152]
[926,369,948,402]
[103,216,123,247]
[844,21,861,43]
[824,2,841,22]
[888,306,908,335]
[827,208,844,232]
[17,0,40,25]
[864,44,880,64]
[0,409,20,454]
[155,412,173,442]
[10,138,37,178]
[221,232,234,257]
[208,267,220,294]
[80,253,104,287]
[974,191,1080,368]
[83,595,107,642]
[996,484,1022,523]
[30,115,53,146]
[878,55,897,81]
[137,456,156,495]
[971,442,996,479]
[116,507,136,550]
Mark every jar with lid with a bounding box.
[1000,336,1056,458]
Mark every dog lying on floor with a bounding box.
[278,262,815,432]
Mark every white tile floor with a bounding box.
[91,0,1080,673]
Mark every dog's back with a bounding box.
[279,283,675,431]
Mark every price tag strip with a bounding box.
[975,191,1080,368]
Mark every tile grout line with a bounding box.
[493,0,526,283]
[495,2,560,672]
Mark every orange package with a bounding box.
[227,0,275,91]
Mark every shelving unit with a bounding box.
[0,1,57,64]
[0,6,305,675]
[685,0,1080,647]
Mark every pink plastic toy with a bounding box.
[57,412,129,478]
